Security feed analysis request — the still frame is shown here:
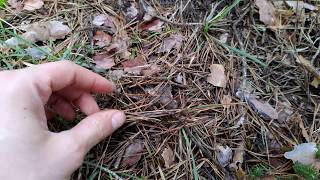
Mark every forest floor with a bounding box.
[0,0,320,179]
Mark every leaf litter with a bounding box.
[121,140,144,167]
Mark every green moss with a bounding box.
[293,162,319,180]
[249,164,266,178]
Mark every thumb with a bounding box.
[66,110,126,152]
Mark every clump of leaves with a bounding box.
[293,162,319,180]
[249,164,266,178]
[0,0,6,7]
[316,144,320,159]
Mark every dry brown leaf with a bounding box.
[161,147,175,168]
[4,21,71,47]
[141,64,161,76]
[121,140,144,167]
[158,34,183,53]
[93,53,115,69]
[311,77,320,88]
[286,1,317,12]
[296,114,310,142]
[229,143,245,171]
[158,84,178,109]
[296,55,320,79]
[255,0,278,26]
[93,31,112,47]
[139,19,163,32]
[122,57,146,75]
[242,92,278,120]
[207,64,227,88]
[8,0,23,12]
[23,0,44,11]
[92,14,117,33]
[221,94,232,109]
[107,28,131,60]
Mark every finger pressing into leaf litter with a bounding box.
[32,61,115,102]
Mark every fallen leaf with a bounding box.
[277,101,293,122]
[92,14,117,33]
[174,73,184,84]
[121,140,144,167]
[229,143,245,171]
[122,56,146,75]
[284,143,318,165]
[296,55,320,80]
[141,64,161,76]
[295,114,310,142]
[286,1,317,12]
[93,31,112,47]
[25,46,51,60]
[161,147,175,168]
[4,21,71,48]
[158,84,178,109]
[143,5,157,21]
[207,64,227,88]
[217,145,233,168]
[157,34,183,53]
[221,94,232,109]
[238,91,278,120]
[107,31,131,59]
[8,0,23,12]
[311,77,320,88]
[23,0,44,11]
[255,0,278,26]
[139,19,163,32]
[119,0,139,21]
[93,53,115,69]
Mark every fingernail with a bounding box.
[111,111,126,129]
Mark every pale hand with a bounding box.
[0,61,126,180]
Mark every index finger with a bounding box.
[31,61,115,103]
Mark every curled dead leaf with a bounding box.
[139,19,163,32]
[221,94,232,109]
[93,53,115,69]
[122,57,146,75]
[23,0,44,11]
[121,140,144,167]
[158,34,183,53]
[93,31,112,47]
[207,64,227,88]
[161,147,175,168]
[255,0,278,26]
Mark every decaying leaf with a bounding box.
[284,143,318,165]
[93,31,112,47]
[23,0,44,11]
[157,34,183,53]
[238,91,278,120]
[295,114,310,142]
[296,55,320,80]
[119,0,139,21]
[121,140,144,167]
[92,14,117,33]
[93,53,115,69]
[139,19,163,32]
[4,20,71,47]
[221,94,232,109]
[229,143,245,171]
[255,0,278,26]
[207,64,227,88]
[217,145,233,168]
[161,147,175,168]
[122,57,146,75]
[158,84,178,109]
[286,1,317,12]
[8,0,23,11]
[141,64,161,76]
[107,31,131,59]
[109,70,125,81]
[277,101,293,122]
[25,46,51,60]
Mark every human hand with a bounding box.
[0,61,126,180]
